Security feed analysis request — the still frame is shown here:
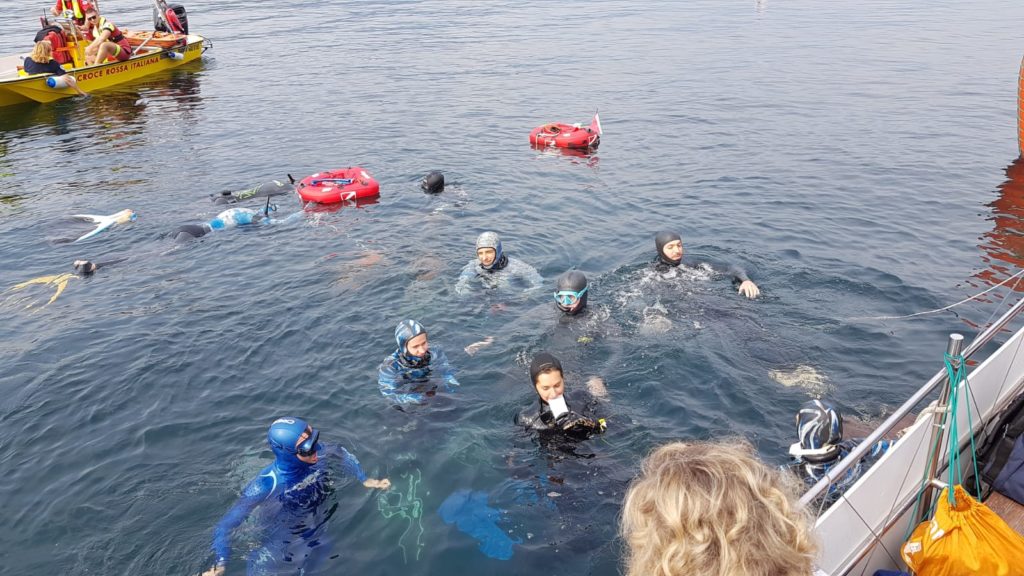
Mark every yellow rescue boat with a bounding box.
[0,17,208,107]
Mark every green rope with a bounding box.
[943,353,982,505]
[903,350,977,540]
[377,468,426,564]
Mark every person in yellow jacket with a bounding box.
[83,6,132,65]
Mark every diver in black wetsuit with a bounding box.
[72,258,125,275]
[554,270,589,316]
[654,231,761,299]
[516,352,607,440]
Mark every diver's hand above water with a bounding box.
[586,376,609,400]
[363,478,391,490]
[464,336,494,355]
[558,412,597,431]
[738,280,760,299]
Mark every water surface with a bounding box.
[2,1,1024,574]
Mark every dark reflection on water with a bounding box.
[2,1,1024,574]
[977,158,1024,290]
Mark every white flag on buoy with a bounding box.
[589,112,602,135]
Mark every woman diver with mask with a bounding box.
[377,319,460,405]
[654,231,761,299]
[517,352,609,440]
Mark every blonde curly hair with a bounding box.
[30,40,53,64]
[620,440,818,576]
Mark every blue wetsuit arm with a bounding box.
[211,472,275,564]
[431,347,460,388]
[685,256,752,284]
[323,444,368,483]
[377,356,424,404]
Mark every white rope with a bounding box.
[845,268,1024,322]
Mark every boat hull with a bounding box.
[0,35,204,107]
[813,323,1024,574]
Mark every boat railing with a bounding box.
[800,292,1024,507]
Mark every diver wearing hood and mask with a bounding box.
[455,231,544,294]
[783,399,893,504]
[202,417,390,576]
[516,352,608,440]
[654,231,761,299]
[377,319,461,405]
[554,270,590,316]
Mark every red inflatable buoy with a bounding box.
[529,113,602,149]
[296,167,380,204]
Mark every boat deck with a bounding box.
[0,54,29,81]
[986,491,1024,536]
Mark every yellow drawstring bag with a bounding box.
[901,485,1024,575]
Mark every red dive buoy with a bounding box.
[296,167,380,204]
[529,113,602,149]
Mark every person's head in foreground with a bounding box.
[620,440,817,576]
[30,40,54,64]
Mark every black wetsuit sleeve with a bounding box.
[684,255,752,284]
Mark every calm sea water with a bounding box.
[2,1,1024,574]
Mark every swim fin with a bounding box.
[70,209,136,243]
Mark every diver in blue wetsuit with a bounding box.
[201,417,390,576]
[784,399,893,505]
[455,231,544,294]
[174,206,303,241]
[377,319,460,405]
[654,230,761,299]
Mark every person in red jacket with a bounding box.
[83,6,131,65]
[50,0,88,24]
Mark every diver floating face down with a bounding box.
[655,231,684,266]
[554,270,589,315]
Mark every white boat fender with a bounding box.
[46,76,69,89]
[164,50,184,61]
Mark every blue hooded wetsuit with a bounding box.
[174,207,303,241]
[785,438,893,504]
[377,319,460,405]
[211,417,368,575]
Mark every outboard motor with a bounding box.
[421,170,444,194]
[153,3,188,34]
